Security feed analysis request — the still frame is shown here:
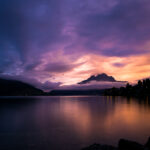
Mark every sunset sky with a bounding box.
[0,0,150,90]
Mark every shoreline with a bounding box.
[81,137,150,150]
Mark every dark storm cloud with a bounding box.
[0,0,68,79]
[0,0,65,61]
[74,0,150,56]
[43,62,83,73]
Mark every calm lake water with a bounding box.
[0,96,150,150]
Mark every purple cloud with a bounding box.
[58,81,126,90]
[112,62,126,68]
[0,0,150,89]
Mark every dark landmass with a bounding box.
[81,137,150,150]
[48,89,105,96]
[104,78,150,97]
[78,73,122,84]
[0,78,44,96]
[0,78,105,96]
[0,77,149,97]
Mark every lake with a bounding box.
[0,96,150,150]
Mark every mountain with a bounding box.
[78,73,116,84]
[0,78,44,96]
[0,77,105,96]
[0,74,124,96]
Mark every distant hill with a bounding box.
[0,78,44,96]
[78,73,116,84]
[0,78,106,96]
[0,74,126,96]
[48,89,105,96]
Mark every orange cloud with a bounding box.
[54,53,150,85]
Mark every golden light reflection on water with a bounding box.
[0,96,150,150]
[53,96,150,144]
[59,97,92,138]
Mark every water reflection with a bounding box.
[0,96,150,150]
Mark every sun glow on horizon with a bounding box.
[44,52,150,86]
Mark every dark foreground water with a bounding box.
[0,96,150,150]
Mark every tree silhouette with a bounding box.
[104,79,150,97]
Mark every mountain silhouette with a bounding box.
[78,73,116,84]
[0,78,44,96]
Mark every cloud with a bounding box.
[73,0,150,56]
[58,81,126,90]
[60,53,150,84]
[112,63,126,68]
[40,81,61,91]
[0,0,67,70]
[43,62,82,73]
[0,0,150,88]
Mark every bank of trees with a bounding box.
[104,79,150,97]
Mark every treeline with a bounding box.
[48,89,105,96]
[104,78,150,97]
